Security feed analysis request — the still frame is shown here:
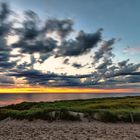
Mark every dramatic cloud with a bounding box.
[0,2,10,21]
[0,74,14,86]
[13,38,57,54]
[9,69,84,86]
[93,38,115,64]
[56,29,102,57]
[0,2,139,89]
[126,75,140,83]
[0,2,15,70]
[44,19,73,40]
[18,10,40,40]
[105,60,140,78]
[13,11,58,55]
[96,59,112,70]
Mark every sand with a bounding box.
[0,119,139,140]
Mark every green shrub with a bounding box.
[133,112,140,122]
[59,108,81,121]
[117,111,134,122]
[93,110,118,122]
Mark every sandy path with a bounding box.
[0,119,139,140]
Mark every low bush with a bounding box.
[93,110,118,122]
[59,109,81,121]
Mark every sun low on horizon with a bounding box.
[0,86,139,94]
[0,0,140,94]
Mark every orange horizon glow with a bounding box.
[0,87,139,94]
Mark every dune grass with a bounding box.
[0,96,140,122]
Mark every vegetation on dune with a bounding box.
[0,96,140,122]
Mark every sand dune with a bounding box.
[0,119,139,140]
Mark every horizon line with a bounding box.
[0,87,139,94]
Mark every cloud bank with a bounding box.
[0,2,140,89]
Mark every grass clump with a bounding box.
[59,108,81,121]
[93,110,118,122]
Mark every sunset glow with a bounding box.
[0,1,139,94]
[0,87,139,94]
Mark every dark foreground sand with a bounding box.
[0,119,140,140]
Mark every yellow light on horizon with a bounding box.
[0,87,138,94]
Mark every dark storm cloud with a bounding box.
[0,2,10,22]
[13,10,103,63]
[101,74,140,88]
[13,10,58,55]
[92,55,140,86]
[108,71,140,78]
[56,29,102,57]
[0,3,11,37]
[9,69,93,79]
[0,75,14,85]
[96,58,112,69]
[14,24,102,57]
[9,69,73,86]
[13,38,57,54]
[0,2,15,70]
[93,38,115,64]
[118,72,140,76]
[0,62,15,69]
[93,64,140,88]
[0,23,11,36]
[0,2,11,36]
[0,50,10,61]
[9,61,140,87]
[44,19,73,40]
[118,59,129,67]
[16,55,37,69]
[13,16,74,53]
[105,60,140,78]
[18,10,40,40]
[126,75,140,83]
[9,69,98,86]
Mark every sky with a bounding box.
[0,0,140,93]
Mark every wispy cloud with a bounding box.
[124,46,140,54]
